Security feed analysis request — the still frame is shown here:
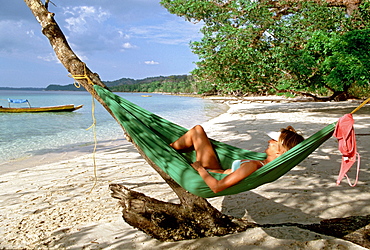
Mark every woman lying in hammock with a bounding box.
[170,125,304,193]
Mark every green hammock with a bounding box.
[95,85,335,198]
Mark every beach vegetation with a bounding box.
[161,0,370,101]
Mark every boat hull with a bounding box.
[0,104,83,113]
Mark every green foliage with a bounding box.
[45,75,197,93]
[109,75,197,93]
[349,82,370,98]
[161,0,370,99]
[286,28,370,93]
[45,84,85,91]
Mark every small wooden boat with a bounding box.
[0,104,83,113]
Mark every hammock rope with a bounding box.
[351,97,370,114]
[68,63,94,87]
[69,67,98,191]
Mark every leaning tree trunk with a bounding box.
[23,0,256,241]
[23,1,370,246]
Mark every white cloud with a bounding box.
[37,53,58,62]
[0,1,200,87]
[26,29,35,38]
[129,18,203,45]
[64,6,110,34]
[122,42,137,49]
[144,60,159,65]
[0,20,47,55]
[60,5,134,54]
[56,4,201,56]
[118,31,130,39]
[36,50,88,64]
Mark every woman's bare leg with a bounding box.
[170,125,221,170]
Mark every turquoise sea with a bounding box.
[0,90,228,165]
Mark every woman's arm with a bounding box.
[191,161,259,193]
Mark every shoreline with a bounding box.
[0,138,129,175]
[0,90,226,169]
[1,100,369,249]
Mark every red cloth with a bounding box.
[333,114,360,186]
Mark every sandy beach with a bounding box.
[1,99,369,249]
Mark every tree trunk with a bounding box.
[23,0,254,240]
[110,184,255,241]
[23,1,370,246]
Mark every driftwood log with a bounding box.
[110,184,255,241]
[24,0,370,247]
[111,183,370,247]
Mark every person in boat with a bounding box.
[170,125,304,193]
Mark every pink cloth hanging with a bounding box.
[333,114,360,187]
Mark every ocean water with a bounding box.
[0,90,228,164]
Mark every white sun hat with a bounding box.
[267,131,281,141]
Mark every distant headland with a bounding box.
[0,87,45,91]
[1,75,193,93]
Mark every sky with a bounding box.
[0,0,203,88]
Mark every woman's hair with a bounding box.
[278,126,304,153]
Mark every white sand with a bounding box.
[1,99,369,249]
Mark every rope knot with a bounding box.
[68,63,94,88]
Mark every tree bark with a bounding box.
[24,0,369,246]
[110,184,255,241]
